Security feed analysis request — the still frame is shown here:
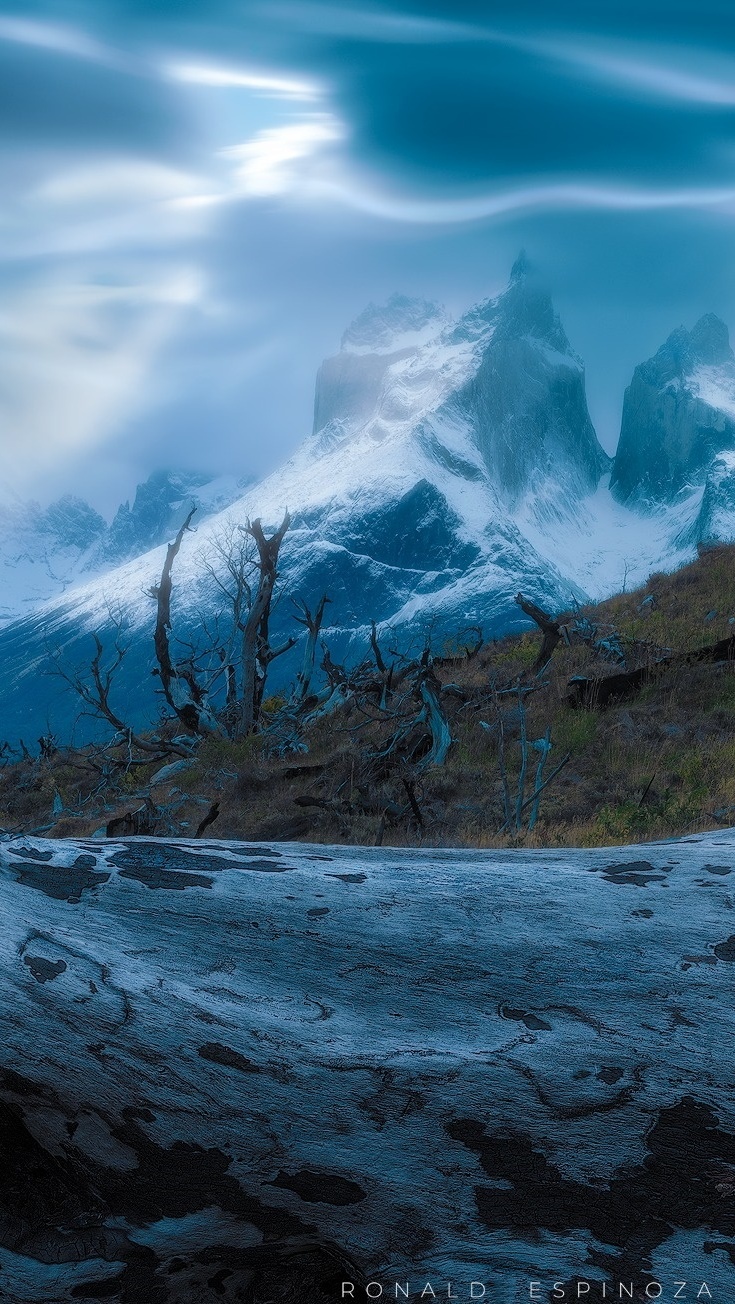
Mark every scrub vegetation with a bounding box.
[2,542,735,849]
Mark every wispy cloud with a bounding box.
[312,175,735,224]
[220,116,346,197]
[537,37,735,108]
[164,59,322,101]
[0,14,121,65]
[254,2,495,45]
[0,269,203,490]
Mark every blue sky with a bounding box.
[3,0,735,512]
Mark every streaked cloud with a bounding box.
[221,115,346,197]
[0,14,115,63]
[537,37,735,108]
[316,176,735,225]
[164,59,322,101]
[254,3,495,45]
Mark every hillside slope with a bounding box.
[3,542,735,850]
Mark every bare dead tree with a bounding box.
[528,728,552,831]
[291,594,331,707]
[50,631,190,758]
[147,506,218,736]
[496,750,571,834]
[370,621,387,675]
[481,686,567,836]
[197,523,256,715]
[414,657,453,770]
[514,593,568,673]
[235,512,293,737]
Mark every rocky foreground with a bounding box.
[1,832,735,1303]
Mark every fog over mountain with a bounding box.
[3,257,735,740]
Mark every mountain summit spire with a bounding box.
[510,249,532,283]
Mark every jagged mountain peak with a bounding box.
[0,469,248,625]
[509,248,531,282]
[340,293,447,356]
[0,257,720,740]
[312,256,607,525]
[612,312,735,506]
[495,266,571,354]
[640,313,734,389]
[689,312,732,366]
[450,258,571,357]
[91,468,246,568]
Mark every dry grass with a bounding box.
[3,542,735,849]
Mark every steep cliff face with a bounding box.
[687,450,735,545]
[611,314,735,506]
[452,259,610,516]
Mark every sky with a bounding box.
[3,0,735,515]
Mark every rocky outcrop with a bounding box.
[92,470,246,569]
[611,313,735,505]
[684,450,735,545]
[1,831,734,1299]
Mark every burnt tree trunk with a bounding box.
[514,592,567,673]
[236,512,291,738]
[150,506,213,735]
[292,595,331,708]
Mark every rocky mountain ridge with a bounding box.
[0,470,248,624]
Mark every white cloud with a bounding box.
[164,59,321,101]
[0,270,203,489]
[220,115,346,197]
[35,160,204,207]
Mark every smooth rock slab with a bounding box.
[1,832,735,1302]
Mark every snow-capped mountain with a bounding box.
[611,312,735,507]
[89,469,251,570]
[3,260,735,742]
[0,470,248,624]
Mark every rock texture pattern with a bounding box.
[1,831,735,1301]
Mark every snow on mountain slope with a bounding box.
[9,261,607,645]
[0,261,614,738]
[0,471,247,626]
[517,474,702,601]
[0,493,106,623]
